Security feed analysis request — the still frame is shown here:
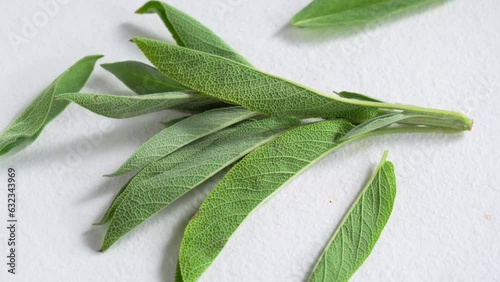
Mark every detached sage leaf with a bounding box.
[108,107,257,176]
[309,151,396,282]
[292,0,435,28]
[0,55,102,156]
[179,120,354,281]
[55,92,218,119]
[137,1,251,66]
[134,37,377,121]
[101,117,300,250]
[101,61,189,94]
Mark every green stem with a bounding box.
[340,126,463,146]
[335,97,473,130]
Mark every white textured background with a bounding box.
[0,0,499,281]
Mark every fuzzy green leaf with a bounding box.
[136,1,251,66]
[96,122,248,225]
[292,0,435,28]
[179,120,355,281]
[108,107,257,176]
[55,92,218,119]
[0,55,102,156]
[101,61,189,94]
[133,37,378,121]
[308,151,396,282]
[101,117,300,250]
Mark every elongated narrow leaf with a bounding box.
[55,92,218,119]
[0,55,102,156]
[309,151,396,282]
[108,107,257,176]
[292,0,435,28]
[101,61,189,94]
[96,122,248,225]
[179,120,354,281]
[101,117,300,250]
[137,1,251,66]
[133,37,378,121]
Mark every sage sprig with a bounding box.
[0,1,474,282]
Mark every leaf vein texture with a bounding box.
[179,120,354,281]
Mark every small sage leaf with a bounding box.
[179,120,354,281]
[292,0,437,28]
[101,117,300,250]
[337,91,383,103]
[136,1,251,66]
[55,92,217,119]
[108,107,258,176]
[101,61,189,94]
[133,37,378,121]
[0,55,102,156]
[309,151,396,282]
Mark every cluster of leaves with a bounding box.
[0,1,470,281]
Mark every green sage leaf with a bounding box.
[101,117,300,250]
[0,55,102,156]
[179,120,354,281]
[136,1,251,66]
[55,92,218,119]
[101,61,189,94]
[96,122,247,225]
[108,107,258,176]
[133,37,378,121]
[291,0,435,28]
[308,151,396,282]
